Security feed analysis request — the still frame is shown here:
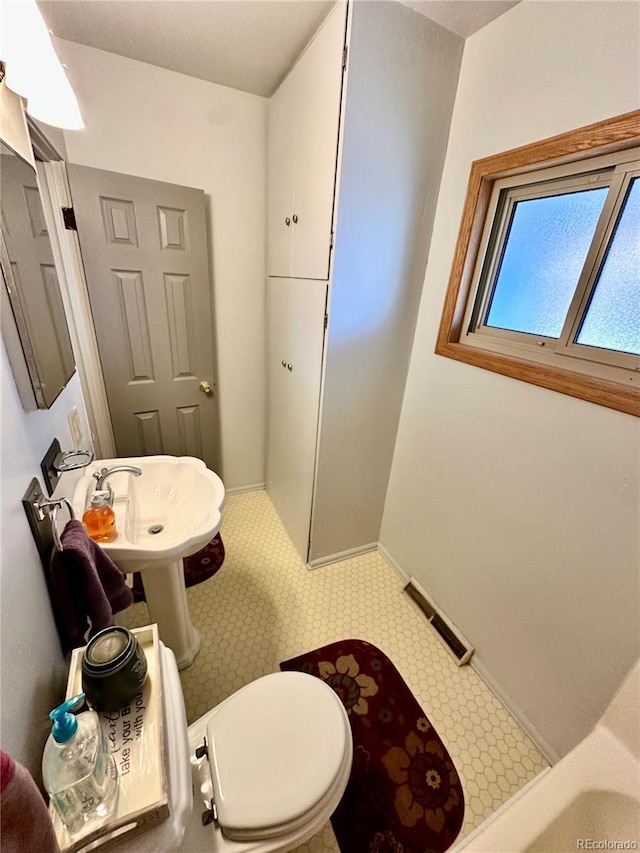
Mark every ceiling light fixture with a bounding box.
[0,0,84,130]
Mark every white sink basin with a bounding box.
[73,455,225,572]
[73,455,225,669]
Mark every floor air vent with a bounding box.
[404,577,474,666]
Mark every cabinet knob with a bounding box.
[281,360,287,367]
[287,363,293,371]
[292,214,299,224]
[285,217,291,226]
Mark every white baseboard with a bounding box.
[378,542,559,765]
[307,541,378,570]
[377,542,410,582]
[470,656,559,765]
[225,482,265,495]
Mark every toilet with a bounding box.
[113,642,353,853]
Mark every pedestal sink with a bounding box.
[72,456,225,669]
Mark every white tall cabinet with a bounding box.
[267,2,346,280]
[266,1,463,564]
[267,278,327,558]
[266,1,347,557]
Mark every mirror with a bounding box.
[1,140,75,408]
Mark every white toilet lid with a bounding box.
[206,671,349,835]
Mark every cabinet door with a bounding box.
[266,278,327,560]
[291,1,347,280]
[267,71,296,277]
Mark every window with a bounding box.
[436,111,640,417]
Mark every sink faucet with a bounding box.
[92,465,142,506]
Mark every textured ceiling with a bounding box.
[37,0,520,98]
[37,0,336,97]
[401,1,520,39]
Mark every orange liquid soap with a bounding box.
[82,495,117,543]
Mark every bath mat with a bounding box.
[132,533,225,602]
[281,639,464,853]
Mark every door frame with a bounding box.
[40,159,116,458]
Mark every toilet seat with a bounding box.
[105,647,352,853]
[205,671,352,842]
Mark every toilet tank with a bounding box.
[106,642,192,852]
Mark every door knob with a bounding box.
[199,380,213,394]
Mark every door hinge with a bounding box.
[329,231,334,250]
[324,314,328,330]
[61,207,77,231]
[342,46,348,71]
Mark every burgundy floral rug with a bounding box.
[281,639,464,853]
[132,533,225,602]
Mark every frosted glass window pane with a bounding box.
[486,188,607,337]
[576,178,640,356]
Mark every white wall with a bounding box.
[56,40,268,490]
[380,0,640,759]
[311,1,463,560]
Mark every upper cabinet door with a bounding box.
[267,0,348,281]
[291,1,347,280]
[267,71,296,278]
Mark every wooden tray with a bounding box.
[50,624,169,852]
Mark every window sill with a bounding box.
[435,339,640,416]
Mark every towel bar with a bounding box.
[22,478,76,555]
[22,478,80,655]
[35,496,75,551]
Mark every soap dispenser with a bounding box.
[42,694,118,837]
[82,492,116,543]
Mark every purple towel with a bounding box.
[1,750,59,852]
[49,519,133,652]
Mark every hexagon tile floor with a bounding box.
[120,489,548,849]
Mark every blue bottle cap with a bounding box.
[49,694,85,744]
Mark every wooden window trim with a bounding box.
[435,110,640,417]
